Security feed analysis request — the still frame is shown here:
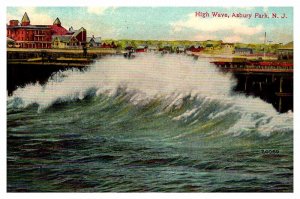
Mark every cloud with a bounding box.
[171,13,263,36]
[87,7,114,15]
[223,35,243,42]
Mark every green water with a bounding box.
[7,92,293,192]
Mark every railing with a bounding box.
[212,61,293,71]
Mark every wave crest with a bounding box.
[7,54,293,136]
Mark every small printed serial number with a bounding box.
[261,149,280,154]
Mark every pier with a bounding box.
[211,60,293,112]
[7,47,117,66]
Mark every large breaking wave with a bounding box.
[7,53,293,137]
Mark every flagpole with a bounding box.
[264,32,266,59]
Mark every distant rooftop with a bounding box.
[7,25,50,29]
[52,35,72,42]
[87,36,101,43]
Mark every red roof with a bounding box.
[49,24,68,35]
[258,62,293,67]
[136,49,146,52]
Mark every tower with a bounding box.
[53,17,61,27]
[21,12,30,26]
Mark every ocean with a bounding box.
[7,54,293,192]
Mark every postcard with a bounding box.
[6,6,293,192]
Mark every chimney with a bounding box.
[9,20,19,26]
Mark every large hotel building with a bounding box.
[7,12,86,49]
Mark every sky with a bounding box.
[6,7,293,43]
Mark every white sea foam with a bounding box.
[7,53,293,135]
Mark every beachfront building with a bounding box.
[101,42,117,48]
[52,35,75,48]
[87,35,102,47]
[159,44,173,53]
[176,45,186,53]
[136,45,148,53]
[234,47,253,55]
[148,45,159,52]
[67,27,87,47]
[205,44,214,51]
[187,45,203,53]
[221,43,234,49]
[277,42,293,60]
[51,17,69,35]
[7,12,87,49]
[221,43,234,54]
[7,12,52,48]
[51,27,87,48]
